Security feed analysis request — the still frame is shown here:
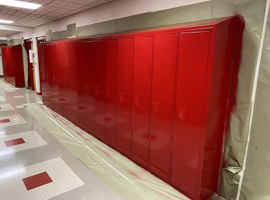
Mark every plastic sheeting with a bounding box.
[240,5,270,200]
[25,103,190,200]
[0,78,18,92]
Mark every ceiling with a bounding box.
[0,0,114,37]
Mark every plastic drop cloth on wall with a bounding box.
[240,7,270,200]
[41,0,269,199]
[24,103,190,200]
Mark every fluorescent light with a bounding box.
[0,0,42,10]
[0,19,14,24]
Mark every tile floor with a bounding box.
[0,80,122,200]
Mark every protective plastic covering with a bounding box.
[0,79,18,92]
[25,103,190,200]
[31,0,269,199]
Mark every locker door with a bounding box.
[56,42,69,117]
[105,39,118,147]
[76,41,88,130]
[84,41,95,133]
[132,36,153,167]
[42,44,52,107]
[93,40,106,139]
[48,44,58,112]
[68,42,79,124]
[150,34,178,181]
[171,31,210,196]
[117,37,134,156]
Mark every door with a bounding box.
[24,39,34,90]
[36,36,46,94]
[117,37,134,156]
[150,33,178,181]
[132,36,154,167]
[93,40,106,139]
[105,39,118,147]
[171,31,210,196]
[84,41,95,133]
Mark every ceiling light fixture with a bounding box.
[0,19,14,24]
[0,0,42,10]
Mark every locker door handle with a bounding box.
[119,92,125,103]
[105,89,110,98]
[176,107,186,121]
[153,101,160,114]
[135,96,141,108]
[95,86,100,95]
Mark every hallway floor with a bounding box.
[0,79,122,200]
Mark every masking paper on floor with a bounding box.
[24,103,189,200]
[37,0,269,199]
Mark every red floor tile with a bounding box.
[23,172,53,190]
[4,138,25,147]
[0,119,10,124]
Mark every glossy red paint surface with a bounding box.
[105,39,118,147]
[84,41,95,133]
[117,37,134,156]
[150,33,178,181]
[132,36,153,168]
[1,45,25,87]
[171,31,211,198]
[93,41,106,140]
[39,16,244,200]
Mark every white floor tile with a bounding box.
[0,114,27,128]
[0,131,47,156]
[0,104,15,112]
[0,157,84,200]
[0,96,6,101]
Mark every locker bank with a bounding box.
[0,1,268,200]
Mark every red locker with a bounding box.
[67,41,79,125]
[84,41,95,133]
[132,36,154,167]
[47,44,57,110]
[1,45,25,87]
[171,31,211,198]
[117,37,134,156]
[93,40,106,139]
[39,16,244,200]
[13,45,25,87]
[104,39,118,147]
[150,34,178,181]
[54,42,68,115]
[76,41,88,131]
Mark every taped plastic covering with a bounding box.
[240,4,270,200]
[24,103,190,200]
[0,78,18,92]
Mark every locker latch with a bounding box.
[177,107,186,121]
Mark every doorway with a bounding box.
[36,36,46,95]
[24,39,35,90]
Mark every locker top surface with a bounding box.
[41,15,244,44]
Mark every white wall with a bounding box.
[7,0,209,93]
